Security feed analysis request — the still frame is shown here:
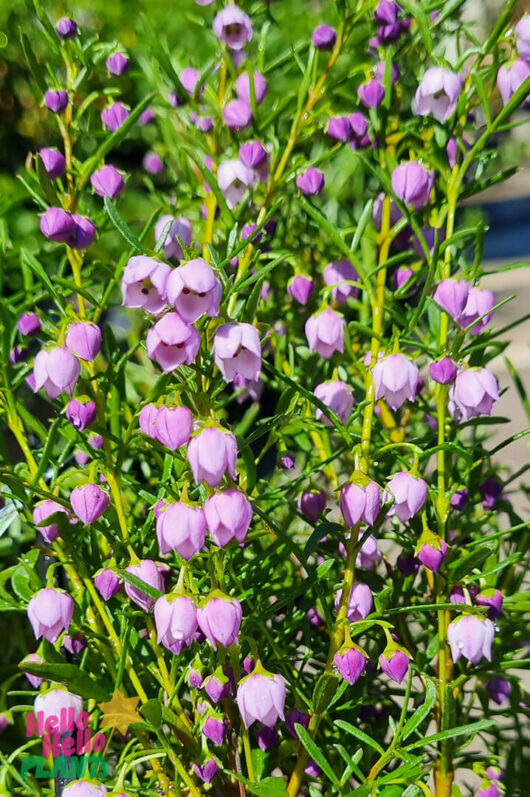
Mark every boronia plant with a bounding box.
[0,1,529,796]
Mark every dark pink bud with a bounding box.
[375,0,399,24]
[476,589,503,620]
[10,346,28,364]
[106,53,130,75]
[17,313,41,336]
[358,80,385,108]
[66,398,97,431]
[139,107,155,125]
[56,17,77,38]
[417,540,448,573]
[194,759,218,783]
[298,491,326,523]
[70,215,96,249]
[204,675,230,704]
[327,116,352,142]
[429,357,457,385]
[334,647,368,685]
[70,484,109,524]
[397,554,419,576]
[285,709,309,738]
[296,167,324,196]
[74,450,90,467]
[239,141,267,169]
[307,606,323,626]
[255,725,279,750]
[90,164,125,199]
[243,655,255,674]
[101,102,129,131]
[395,267,414,290]
[480,477,503,510]
[45,90,68,113]
[202,715,227,744]
[281,454,295,469]
[39,148,65,179]
[94,568,121,600]
[450,488,468,511]
[375,60,400,83]
[349,112,371,149]
[380,649,411,683]
[287,275,314,305]
[88,432,103,449]
[486,677,511,706]
[40,207,75,243]
[312,24,336,50]
[63,632,87,656]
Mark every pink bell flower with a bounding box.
[146,312,201,372]
[33,347,80,399]
[214,322,261,383]
[386,471,427,522]
[204,489,252,547]
[305,310,345,359]
[449,368,499,422]
[124,559,165,611]
[70,484,109,524]
[447,615,495,664]
[27,588,74,643]
[237,670,286,728]
[121,256,171,314]
[187,427,238,487]
[166,258,222,322]
[197,595,243,649]
[371,353,419,410]
[156,501,206,560]
[154,595,198,654]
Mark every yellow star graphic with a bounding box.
[98,689,142,735]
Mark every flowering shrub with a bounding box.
[0,1,529,796]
